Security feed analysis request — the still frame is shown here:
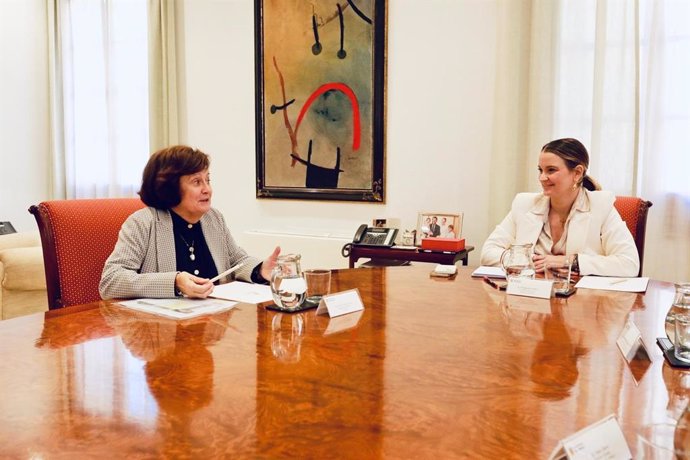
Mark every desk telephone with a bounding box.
[342,224,398,257]
[353,224,397,247]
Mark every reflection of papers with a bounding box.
[279,277,307,294]
[324,310,363,335]
[504,296,551,314]
[575,276,649,292]
[117,298,237,320]
[471,266,506,279]
[211,281,273,304]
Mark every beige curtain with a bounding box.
[148,0,179,152]
[47,1,66,199]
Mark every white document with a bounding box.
[506,278,553,299]
[211,281,273,304]
[575,276,649,292]
[471,266,506,279]
[118,298,237,320]
[315,289,364,318]
[548,414,632,460]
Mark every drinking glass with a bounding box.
[544,259,572,295]
[304,269,331,306]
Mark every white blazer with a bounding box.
[480,190,639,277]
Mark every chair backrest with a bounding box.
[29,198,145,310]
[613,196,653,277]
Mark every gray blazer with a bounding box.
[99,207,261,299]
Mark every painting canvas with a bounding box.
[255,0,386,202]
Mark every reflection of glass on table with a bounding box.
[637,422,690,459]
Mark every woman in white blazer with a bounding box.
[100,146,280,300]
[480,138,639,277]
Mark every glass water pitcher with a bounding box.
[270,254,307,311]
[500,243,536,280]
[666,282,690,344]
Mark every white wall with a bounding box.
[0,0,50,232]
[178,0,500,269]
[0,0,504,270]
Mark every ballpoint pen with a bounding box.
[209,262,244,283]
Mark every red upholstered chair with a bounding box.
[614,196,653,277]
[29,198,145,310]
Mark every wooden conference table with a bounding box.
[0,266,682,458]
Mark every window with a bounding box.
[57,0,149,198]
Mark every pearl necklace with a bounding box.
[179,234,196,261]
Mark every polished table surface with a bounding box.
[0,266,684,459]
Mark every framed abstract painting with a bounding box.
[254,0,387,202]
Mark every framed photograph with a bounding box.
[254,0,387,202]
[416,212,463,245]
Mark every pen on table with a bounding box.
[483,276,500,290]
[209,263,244,284]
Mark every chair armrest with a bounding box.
[0,246,46,291]
[0,231,41,252]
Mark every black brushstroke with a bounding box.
[311,14,322,55]
[291,140,343,188]
[269,99,295,114]
[346,0,372,24]
[337,4,347,59]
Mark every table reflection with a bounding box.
[498,288,637,400]
[254,268,386,457]
[101,305,232,457]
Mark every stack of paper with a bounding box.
[471,266,506,279]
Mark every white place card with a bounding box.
[616,320,649,363]
[506,278,553,299]
[315,289,364,318]
[548,414,632,460]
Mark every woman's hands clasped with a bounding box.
[532,254,570,273]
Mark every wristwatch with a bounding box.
[571,254,580,273]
